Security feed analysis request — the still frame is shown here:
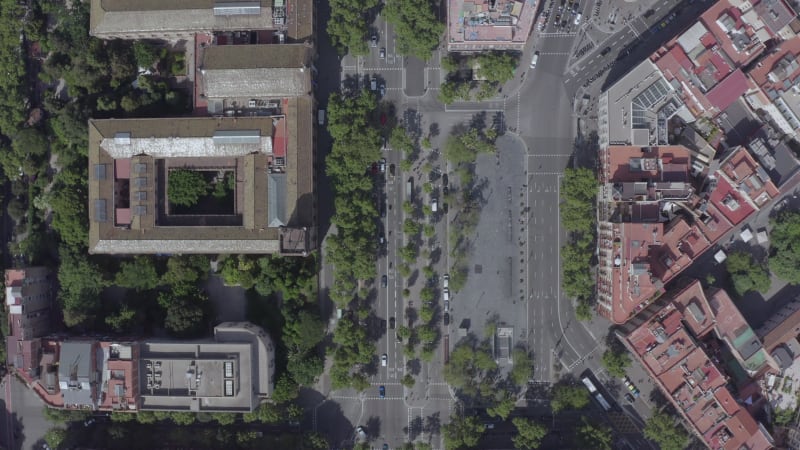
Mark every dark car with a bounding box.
[443,313,450,326]
[389,163,395,177]
[600,46,611,56]
[624,393,635,403]
[379,385,386,398]
[443,203,449,214]
[389,317,395,329]
[381,274,388,288]
[442,173,448,186]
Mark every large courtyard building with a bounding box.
[88,114,313,255]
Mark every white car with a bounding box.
[574,13,582,25]
[444,300,450,312]
[381,353,388,367]
[443,273,449,289]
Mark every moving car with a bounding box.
[381,274,388,288]
[371,34,378,47]
[389,317,395,329]
[573,13,581,25]
[624,393,635,403]
[371,77,377,91]
[380,84,386,97]
[600,46,611,56]
[380,47,386,58]
[381,354,388,367]
[379,158,386,173]
[379,385,386,398]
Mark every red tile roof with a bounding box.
[706,69,750,112]
[709,176,755,225]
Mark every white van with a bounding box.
[530,51,540,69]
[318,109,325,125]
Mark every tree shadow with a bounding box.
[424,412,441,435]
[365,415,381,440]
[429,122,440,138]
[407,358,422,376]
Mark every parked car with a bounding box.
[381,354,388,367]
[380,158,386,173]
[624,393,635,403]
[380,47,386,58]
[444,300,450,312]
[530,51,540,69]
[389,317,395,329]
[371,34,378,47]
[379,385,386,397]
[600,46,611,56]
[380,84,386,97]
[443,273,449,288]
[443,313,450,326]
[573,13,581,25]
[381,274,388,288]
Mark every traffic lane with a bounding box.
[404,56,426,97]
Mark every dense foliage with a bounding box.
[559,167,597,319]
[600,347,632,378]
[770,210,800,283]
[643,412,691,450]
[442,413,484,449]
[168,169,210,207]
[511,417,547,450]
[575,417,612,450]
[550,383,590,413]
[327,0,378,55]
[726,250,771,296]
[384,0,444,60]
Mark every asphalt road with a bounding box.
[1,375,50,450]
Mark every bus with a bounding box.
[594,393,612,411]
[581,376,598,393]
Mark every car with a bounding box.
[484,423,495,429]
[371,77,377,91]
[443,202,449,214]
[443,313,450,326]
[379,385,386,398]
[381,274,388,288]
[389,317,395,329]
[624,393,635,403]
[442,174,449,186]
[380,84,386,97]
[443,273,449,288]
[380,202,386,217]
[379,234,385,245]
[381,354,388,367]
[600,46,611,56]
[371,34,378,47]
[380,158,386,173]
[383,444,389,450]
[389,163,395,177]
[444,300,450,312]
[84,418,95,427]
[380,47,386,58]
[442,185,448,195]
[632,387,640,397]
[356,426,366,438]
[573,13,581,24]
[443,287,450,301]
[530,50,539,69]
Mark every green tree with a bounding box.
[476,52,518,84]
[404,219,421,235]
[384,0,443,60]
[133,41,161,68]
[510,348,533,386]
[170,411,197,425]
[601,348,632,378]
[401,373,415,388]
[443,414,484,449]
[561,239,594,300]
[438,80,460,105]
[575,299,593,321]
[327,0,378,55]
[550,384,589,413]
[444,128,494,166]
[271,375,300,404]
[512,417,547,450]
[168,169,209,207]
[576,417,612,450]
[105,306,138,332]
[771,211,800,283]
[286,353,324,385]
[487,392,515,420]
[283,310,325,353]
[560,167,597,234]
[726,251,771,296]
[157,287,208,338]
[115,256,160,290]
[161,255,210,286]
[643,412,690,450]
[45,427,68,449]
[443,341,497,399]
[213,412,237,426]
[441,54,460,73]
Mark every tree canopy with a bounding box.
[384,0,444,60]
[576,418,612,450]
[327,0,378,55]
[442,414,484,449]
[115,256,160,291]
[770,210,800,283]
[601,347,632,378]
[476,52,518,84]
[443,341,497,399]
[726,250,770,296]
[643,412,690,450]
[560,167,597,234]
[511,417,547,450]
[550,384,589,413]
[168,169,209,207]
